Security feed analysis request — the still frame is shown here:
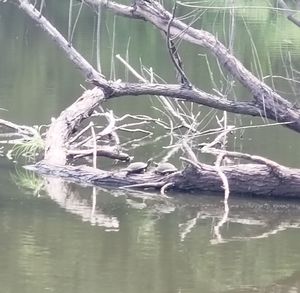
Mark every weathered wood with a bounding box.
[44,88,106,165]
[17,0,107,85]
[68,146,130,161]
[15,0,300,132]
[176,164,300,197]
[27,161,300,198]
[86,0,300,132]
[132,0,300,131]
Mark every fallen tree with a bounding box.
[2,0,300,198]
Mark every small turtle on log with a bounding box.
[124,158,153,175]
[154,162,178,175]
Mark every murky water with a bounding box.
[1,1,300,292]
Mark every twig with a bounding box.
[277,0,300,28]
[17,0,106,84]
[116,54,196,131]
[212,151,231,244]
[90,122,97,168]
[68,0,73,43]
[215,153,230,203]
[181,141,199,164]
[98,111,116,137]
[201,125,234,152]
[115,121,149,129]
[0,119,39,137]
[121,133,167,149]
[69,123,93,144]
[116,54,147,82]
[121,182,163,189]
[117,127,152,135]
[72,111,117,148]
[68,146,130,161]
[116,113,154,121]
[206,148,286,177]
[180,157,202,170]
[96,4,102,73]
[39,0,45,17]
[160,182,173,197]
[161,143,181,162]
[166,1,192,88]
[70,1,84,45]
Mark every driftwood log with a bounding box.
[5,0,300,198]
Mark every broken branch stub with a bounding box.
[44,88,106,165]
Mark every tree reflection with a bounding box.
[11,171,300,292]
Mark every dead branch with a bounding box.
[68,145,130,161]
[166,1,192,87]
[25,158,300,198]
[44,88,105,165]
[277,0,300,28]
[0,118,40,138]
[83,0,300,132]
[14,0,300,132]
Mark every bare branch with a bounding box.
[277,0,300,28]
[68,146,130,161]
[17,0,106,85]
[15,0,300,131]
[86,0,300,131]
[166,1,192,88]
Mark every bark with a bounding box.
[44,88,106,165]
[15,0,300,132]
[85,0,300,131]
[278,0,300,28]
[26,161,300,198]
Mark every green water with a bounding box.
[1,1,300,292]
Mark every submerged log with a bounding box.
[26,161,300,198]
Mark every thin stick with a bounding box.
[160,182,173,197]
[215,153,229,202]
[70,1,84,45]
[90,122,97,168]
[69,123,93,144]
[166,1,192,88]
[180,157,202,170]
[68,0,73,44]
[96,4,102,73]
[39,0,45,17]
[201,126,234,151]
[181,141,198,163]
[116,54,195,131]
[116,54,147,82]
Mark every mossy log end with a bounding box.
[26,161,300,198]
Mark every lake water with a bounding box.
[1,1,300,292]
